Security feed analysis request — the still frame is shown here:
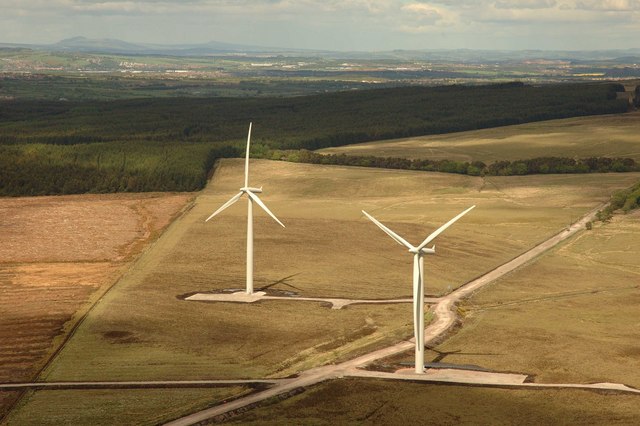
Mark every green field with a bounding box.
[3,387,248,426]
[375,205,640,389]
[225,378,640,425]
[321,112,640,162]
[431,208,640,388]
[4,96,640,424]
[23,161,637,389]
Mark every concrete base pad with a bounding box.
[385,367,528,385]
[186,291,266,303]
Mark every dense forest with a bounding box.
[0,82,630,196]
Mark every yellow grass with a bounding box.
[3,387,247,426]
[35,160,640,386]
[433,208,640,388]
[225,378,640,425]
[320,112,640,162]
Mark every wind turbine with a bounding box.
[362,205,475,374]
[205,123,285,294]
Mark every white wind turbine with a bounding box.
[362,206,475,374]
[205,123,285,295]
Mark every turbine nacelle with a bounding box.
[240,186,263,194]
[410,246,435,255]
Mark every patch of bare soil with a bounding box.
[0,192,192,416]
[0,193,191,263]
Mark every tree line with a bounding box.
[265,149,640,177]
[595,180,640,222]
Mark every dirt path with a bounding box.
[0,379,284,390]
[165,204,639,425]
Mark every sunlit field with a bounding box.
[32,160,638,387]
[321,112,640,163]
[225,378,640,425]
[434,208,640,388]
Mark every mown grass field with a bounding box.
[23,161,638,391]
[430,208,640,388]
[320,111,640,162]
[225,378,640,425]
[378,206,640,390]
[3,387,248,426]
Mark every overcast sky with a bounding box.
[1,0,639,51]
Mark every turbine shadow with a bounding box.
[425,346,502,363]
[258,273,303,292]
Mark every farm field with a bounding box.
[0,193,192,418]
[226,378,640,425]
[374,206,640,389]
[431,207,640,388]
[320,111,640,163]
[4,387,249,426]
[4,159,639,424]
[22,160,638,388]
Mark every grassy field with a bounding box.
[4,159,639,424]
[320,111,640,162]
[425,208,640,388]
[0,193,191,418]
[382,206,640,389]
[3,387,248,426]
[23,161,638,388]
[226,378,640,425]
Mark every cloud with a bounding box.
[70,1,163,15]
[574,0,640,11]
[495,0,557,8]
[0,0,429,18]
[1,0,639,49]
[401,3,443,21]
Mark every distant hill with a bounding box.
[47,36,317,56]
[1,36,639,62]
[52,36,147,54]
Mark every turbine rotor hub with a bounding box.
[241,186,263,193]
[409,247,436,255]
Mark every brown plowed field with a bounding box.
[0,193,192,418]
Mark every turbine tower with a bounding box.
[205,123,285,294]
[362,206,475,374]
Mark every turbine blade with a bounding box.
[244,122,252,188]
[246,191,285,228]
[362,210,414,251]
[205,191,244,222]
[417,205,476,250]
